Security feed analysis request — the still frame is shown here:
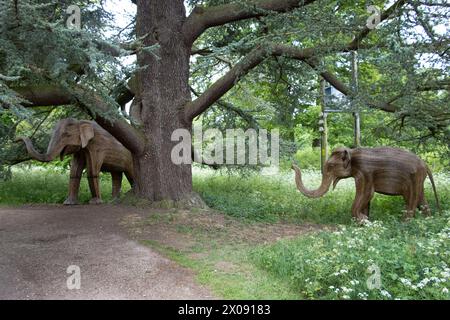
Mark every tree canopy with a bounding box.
[0,0,448,189]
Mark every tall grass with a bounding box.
[194,168,448,225]
[1,167,447,226]
[0,168,131,205]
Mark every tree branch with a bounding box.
[185,42,353,120]
[190,86,259,128]
[12,84,145,155]
[185,40,406,119]
[185,44,269,120]
[185,0,410,119]
[183,0,317,44]
[348,0,408,50]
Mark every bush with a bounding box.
[251,213,450,300]
[279,147,322,172]
[294,147,321,170]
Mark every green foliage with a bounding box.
[251,214,450,300]
[190,0,449,167]
[142,238,301,299]
[279,147,321,171]
[293,147,321,170]
[0,0,128,177]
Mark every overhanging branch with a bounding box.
[348,0,408,50]
[185,42,355,120]
[185,44,269,120]
[183,0,317,44]
[11,84,145,155]
[190,86,260,128]
[185,0,410,119]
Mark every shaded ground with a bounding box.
[0,205,214,300]
[0,204,330,300]
[123,208,330,250]
[121,207,331,299]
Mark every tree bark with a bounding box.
[133,0,194,202]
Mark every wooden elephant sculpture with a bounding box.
[292,147,440,221]
[18,118,134,205]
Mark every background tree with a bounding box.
[1,0,448,202]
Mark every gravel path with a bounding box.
[0,205,214,300]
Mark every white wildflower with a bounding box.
[357,292,368,300]
[341,286,353,293]
[350,280,360,286]
[400,278,412,286]
[380,290,392,298]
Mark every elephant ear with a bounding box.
[80,122,94,148]
[341,148,351,169]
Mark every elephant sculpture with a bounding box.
[292,147,440,221]
[17,118,134,205]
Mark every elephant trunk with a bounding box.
[17,137,60,162]
[291,164,332,198]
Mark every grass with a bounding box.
[141,239,300,299]
[0,167,131,205]
[2,167,447,224]
[1,167,449,299]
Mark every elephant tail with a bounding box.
[426,166,440,212]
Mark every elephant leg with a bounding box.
[111,172,123,199]
[358,188,374,222]
[403,179,419,220]
[64,153,85,205]
[362,200,371,218]
[417,184,431,216]
[352,177,373,222]
[125,170,134,188]
[419,194,431,216]
[86,151,103,205]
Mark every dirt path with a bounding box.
[0,205,214,300]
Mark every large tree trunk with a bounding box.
[133,0,193,202]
